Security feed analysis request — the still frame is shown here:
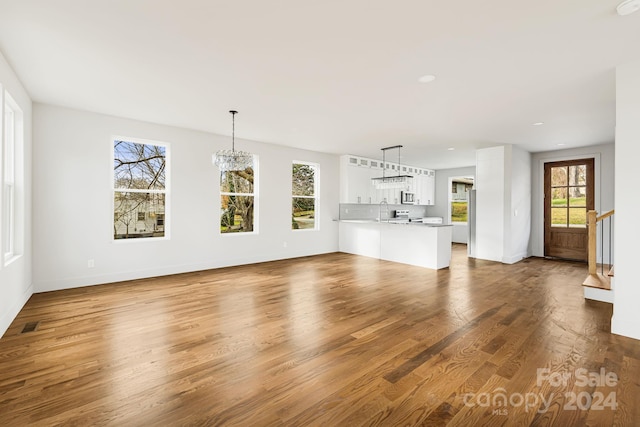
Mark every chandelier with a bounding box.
[213,110,253,172]
[371,145,413,189]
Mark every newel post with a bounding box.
[587,210,597,275]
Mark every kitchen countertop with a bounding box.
[336,219,452,227]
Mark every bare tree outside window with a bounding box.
[292,162,318,230]
[220,165,255,233]
[550,164,587,227]
[113,139,167,239]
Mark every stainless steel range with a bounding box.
[389,209,411,223]
[393,209,443,224]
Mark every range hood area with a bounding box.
[371,145,413,189]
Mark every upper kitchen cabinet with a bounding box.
[340,155,380,204]
[414,169,435,205]
[378,161,410,204]
[340,154,435,205]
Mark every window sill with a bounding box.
[3,253,22,267]
[220,231,259,236]
[113,236,170,243]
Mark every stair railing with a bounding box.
[587,209,614,276]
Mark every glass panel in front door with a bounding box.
[551,167,568,186]
[551,207,567,227]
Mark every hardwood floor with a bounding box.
[1,244,639,426]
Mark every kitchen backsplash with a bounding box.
[339,203,430,220]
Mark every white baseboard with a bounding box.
[0,283,33,338]
[33,249,335,293]
[611,314,640,341]
[502,252,529,264]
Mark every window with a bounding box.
[3,92,22,263]
[113,138,168,239]
[451,177,473,223]
[292,162,318,230]
[220,157,256,233]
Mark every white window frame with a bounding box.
[448,176,473,225]
[3,91,22,264]
[292,161,319,231]
[219,155,259,235]
[112,136,170,242]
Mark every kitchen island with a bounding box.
[338,220,453,269]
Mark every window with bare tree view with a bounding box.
[292,162,318,230]
[113,139,167,239]
[220,159,256,233]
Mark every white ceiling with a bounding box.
[0,0,637,169]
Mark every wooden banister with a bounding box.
[587,209,615,275]
[596,209,615,222]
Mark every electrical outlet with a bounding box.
[283,242,287,248]
[88,259,95,268]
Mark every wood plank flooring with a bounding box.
[1,244,639,426]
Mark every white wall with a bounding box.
[475,146,506,262]
[612,60,640,341]
[33,104,339,292]
[530,143,615,258]
[508,146,531,263]
[429,166,475,244]
[475,145,531,264]
[0,51,32,337]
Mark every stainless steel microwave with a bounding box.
[400,191,415,204]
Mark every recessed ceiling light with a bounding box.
[447,147,455,151]
[557,143,566,146]
[418,74,436,83]
[617,0,640,15]
[532,122,544,126]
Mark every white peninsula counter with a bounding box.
[338,220,453,270]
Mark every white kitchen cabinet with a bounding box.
[368,162,384,204]
[377,162,412,204]
[339,221,453,269]
[414,170,435,205]
[340,155,377,204]
[341,154,433,205]
[352,165,374,204]
[424,170,435,205]
[388,188,402,205]
[412,174,422,204]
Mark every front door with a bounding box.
[544,158,594,261]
